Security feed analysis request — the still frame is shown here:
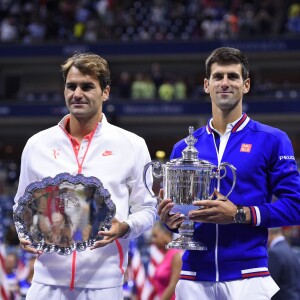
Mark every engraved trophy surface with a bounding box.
[14,173,116,255]
[144,126,236,250]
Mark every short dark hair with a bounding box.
[205,47,249,81]
[61,52,111,90]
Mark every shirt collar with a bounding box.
[206,113,249,135]
[58,113,107,138]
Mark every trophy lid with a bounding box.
[181,126,199,161]
[165,126,214,168]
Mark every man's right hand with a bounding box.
[19,238,43,255]
[157,198,185,230]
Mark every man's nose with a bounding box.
[221,76,229,88]
[73,86,83,98]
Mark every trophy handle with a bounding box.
[218,162,237,198]
[143,161,163,199]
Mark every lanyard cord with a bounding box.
[74,131,95,174]
[67,127,96,290]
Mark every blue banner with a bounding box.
[0,101,299,117]
[0,38,300,58]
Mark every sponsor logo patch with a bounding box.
[279,155,295,160]
[52,148,60,159]
[240,143,252,153]
[102,150,113,156]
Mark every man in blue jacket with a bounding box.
[158,47,300,300]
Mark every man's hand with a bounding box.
[19,238,43,256]
[188,189,237,224]
[90,218,129,250]
[157,198,185,230]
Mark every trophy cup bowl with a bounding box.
[14,172,116,255]
[144,126,236,251]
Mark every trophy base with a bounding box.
[166,236,207,251]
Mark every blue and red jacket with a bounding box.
[170,114,300,282]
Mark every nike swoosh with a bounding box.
[102,150,113,156]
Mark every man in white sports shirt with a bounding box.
[14,52,156,300]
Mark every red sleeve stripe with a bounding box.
[249,206,257,226]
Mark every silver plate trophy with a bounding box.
[14,172,116,255]
[144,126,236,250]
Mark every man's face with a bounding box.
[204,63,250,113]
[64,66,109,122]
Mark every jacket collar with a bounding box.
[58,113,108,137]
[206,113,249,134]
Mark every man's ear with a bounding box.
[243,78,250,94]
[102,86,110,101]
[204,78,209,94]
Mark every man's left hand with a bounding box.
[90,218,129,250]
[188,189,237,224]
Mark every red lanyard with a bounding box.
[70,131,95,174]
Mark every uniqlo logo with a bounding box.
[240,143,252,153]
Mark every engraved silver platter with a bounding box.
[14,173,116,255]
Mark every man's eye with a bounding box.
[228,74,240,80]
[81,84,94,91]
[213,75,223,80]
[66,84,76,91]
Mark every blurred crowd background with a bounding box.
[0,0,300,103]
[1,0,300,43]
[1,0,300,299]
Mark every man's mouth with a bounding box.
[218,91,232,96]
[218,91,232,94]
[70,101,88,105]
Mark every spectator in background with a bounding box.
[224,9,239,39]
[238,3,256,37]
[23,16,46,43]
[18,256,35,300]
[0,15,19,42]
[73,21,85,40]
[143,74,156,100]
[283,225,300,248]
[151,63,164,97]
[131,73,146,100]
[158,78,174,102]
[5,224,20,254]
[254,2,273,37]
[173,78,187,101]
[73,2,91,41]
[83,16,100,42]
[5,252,19,299]
[151,221,182,300]
[131,73,156,101]
[118,71,132,99]
[268,227,300,300]
[287,2,300,34]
